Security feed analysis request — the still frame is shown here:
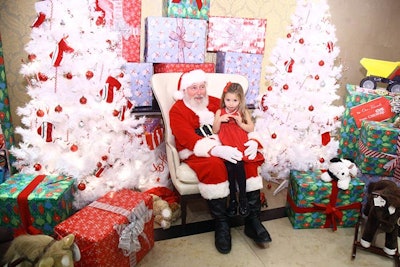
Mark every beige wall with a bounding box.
[1,0,400,143]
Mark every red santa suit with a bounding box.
[169,95,264,200]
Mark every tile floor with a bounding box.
[138,181,397,267]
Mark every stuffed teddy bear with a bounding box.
[1,233,80,267]
[321,157,358,190]
[361,180,400,255]
[151,194,181,229]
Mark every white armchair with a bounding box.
[151,72,248,225]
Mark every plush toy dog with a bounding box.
[321,157,358,190]
[151,194,181,229]
[1,234,80,267]
[361,180,400,255]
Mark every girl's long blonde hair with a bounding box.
[220,82,248,124]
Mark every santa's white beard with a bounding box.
[183,94,209,113]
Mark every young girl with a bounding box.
[213,82,264,217]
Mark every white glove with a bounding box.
[244,140,258,160]
[211,146,243,164]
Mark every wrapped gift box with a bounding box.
[98,0,141,62]
[142,126,164,150]
[126,63,154,107]
[163,0,210,20]
[0,174,74,235]
[286,170,364,230]
[154,63,215,73]
[338,84,396,160]
[55,189,154,267]
[144,16,207,63]
[207,16,267,54]
[216,51,263,106]
[356,120,400,176]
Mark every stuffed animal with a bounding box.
[1,234,80,267]
[151,194,181,229]
[361,180,400,255]
[321,157,358,190]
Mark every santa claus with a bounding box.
[169,69,271,254]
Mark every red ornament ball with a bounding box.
[86,71,94,80]
[314,75,320,80]
[28,54,36,62]
[119,72,124,78]
[55,105,62,113]
[38,72,48,81]
[283,84,289,90]
[113,110,120,117]
[271,133,277,139]
[34,163,42,171]
[319,60,325,66]
[70,144,78,152]
[102,155,108,161]
[36,109,45,117]
[79,96,87,104]
[78,182,86,191]
[319,158,325,163]
[308,105,314,111]
[267,86,273,91]
[287,33,291,38]
[65,72,73,79]
[299,38,304,44]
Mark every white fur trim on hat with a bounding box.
[174,69,207,100]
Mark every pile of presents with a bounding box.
[286,83,400,231]
[101,0,267,108]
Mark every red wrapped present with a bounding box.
[55,189,154,267]
[98,0,141,62]
[154,63,215,73]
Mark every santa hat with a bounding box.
[173,69,207,100]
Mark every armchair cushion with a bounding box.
[177,163,199,184]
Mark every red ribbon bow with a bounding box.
[224,82,232,93]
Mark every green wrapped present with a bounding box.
[357,120,400,177]
[338,84,396,161]
[163,0,209,20]
[0,174,75,235]
[286,169,364,230]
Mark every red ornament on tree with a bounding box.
[299,38,304,44]
[36,109,45,117]
[86,70,94,80]
[314,75,320,80]
[70,144,78,152]
[101,155,108,161]
[79,96,87,104]
[28,54,36,62]
[64,72,73,79]
[267,86,273,91]
[319,158,325,163]
[78,182,86,191]
[319,60,325,66]
[34,163,42,171]
[287,33,291,38]
[308,105,314,111]
[271,133,277,139]
[119,72,124,78]
[113,110,119,117]
[283,84,289,90]
[38,72,48,81]
[55,105,62,112]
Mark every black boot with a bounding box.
[208,198,231,254]
[244,190,272,247]
[227,197,238,217]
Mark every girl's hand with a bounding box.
[220,114,230,123]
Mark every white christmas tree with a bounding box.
[10,0,152,208]
[253,0,344,193]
